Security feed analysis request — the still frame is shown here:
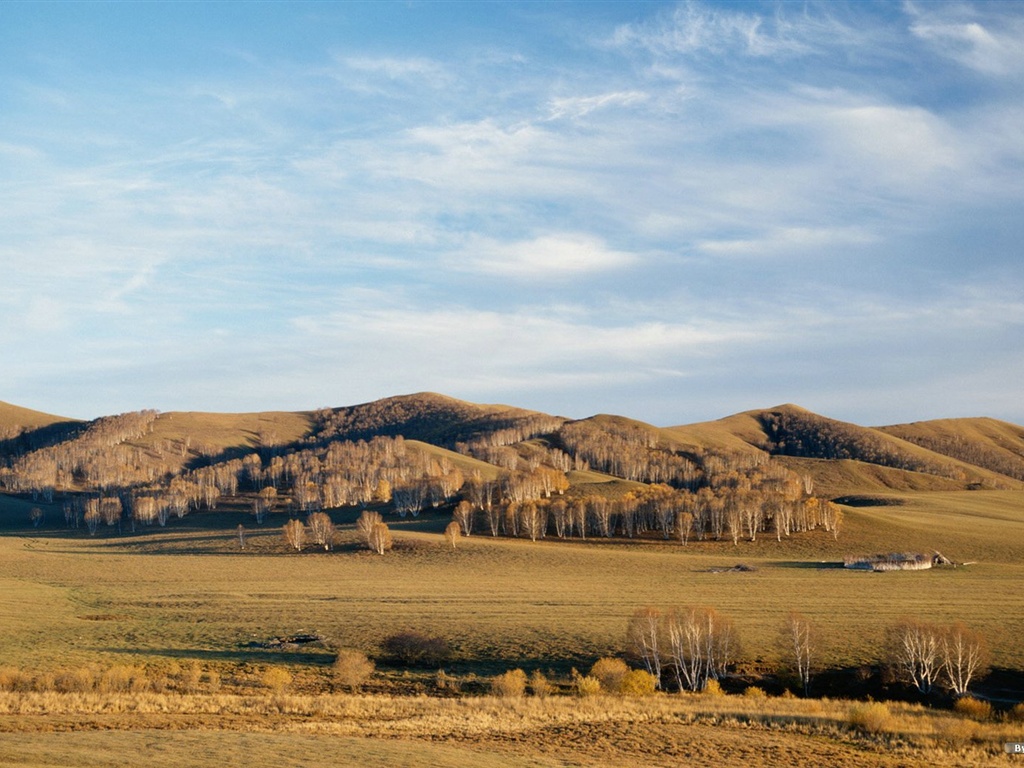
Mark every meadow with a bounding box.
[1,488,1023,765]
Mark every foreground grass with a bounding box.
[0,690,1019,767]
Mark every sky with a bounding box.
[2,1,1023,427]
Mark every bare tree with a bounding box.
[941,623,987,697]
[783,611,815,696]
[452,500,474,536]
[627,606,663,688]
[356,510,382,549]
[890,619,941,694]
[282,518,305,551]
[307,511,335,550]
[665,606,737,692]
[237,524,246,550]
[253,486,277,524]
[368,521,392,555]
[443,520,461,550]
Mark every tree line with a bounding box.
[628,606,988,699]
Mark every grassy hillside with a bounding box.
[0,401,76,431]
[879,417,1024,482]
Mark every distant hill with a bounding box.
[0,401,75,430]
[1,394,1021,532]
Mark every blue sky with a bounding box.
[2,1,1022,426]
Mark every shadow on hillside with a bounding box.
[99,646,337,666]
[774,560,845,569]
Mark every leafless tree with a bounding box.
[627,606,663,688]
[368,521,392,555]
[453,500,474,536]
[307,511,335,550]
[783,611,815,696]
[665,606,737,691]
[356,510,382,549]
[443,520,461,550]
[941,623,987,697]
[283,518,305,551]
[890,619,941,694]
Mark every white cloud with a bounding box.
[546,91,650,120]
[453,233,637,278]
[909,6,1024,77]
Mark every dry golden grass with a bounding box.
[2,489,1024,675]
[0,689,1020,766]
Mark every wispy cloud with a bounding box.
[452,234,637,278]
[908,3,1024,77]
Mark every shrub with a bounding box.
[491,668,527,698]
[589,657,629,694]
[572,669,602,697]
[261,666,292,693]
[848,701,892,734]
[333,649,375,690]
[1009,702,1024,723]
[702,678,724,696]
[435,669,460,693]
[382,632,450,667]
[179,662,202,694]
[55,667,96,693]
[619,669,657,697]
[0,666,31,692]
[743,685,768,699]
[529,669,551,698]
[99,665,145,694]
[953,696,992,721]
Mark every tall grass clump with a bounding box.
[848,701,893,734]
[333,649,374,691]
[952,696,991,721]
[589,657,629,694]
[572,669,601,698]
[528,669,551,698]
[618,669,657,697]
[490,669,527,698]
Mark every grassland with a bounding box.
[1,487,1023,764]
[3,493,1024,675]
[3,396,1024,764]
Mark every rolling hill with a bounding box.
[1,393,1021,534]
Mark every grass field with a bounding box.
[1,488,1023,765]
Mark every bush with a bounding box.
[491,668,528,698]
[702,678,724,696]
[333,649,374,690]
[0,666,31,692]
[572,669,602,697]
[435,669,459,693]
[619,669,657,697]
[743,686,768,699]
[848,701,892,734]
[55,667,96,693]
[1009,702,1024,723]
[953,696,992,721]
[382,632,450,667]
[529,669,551,698]
[589,657,629,694]
[261,666,292,693]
